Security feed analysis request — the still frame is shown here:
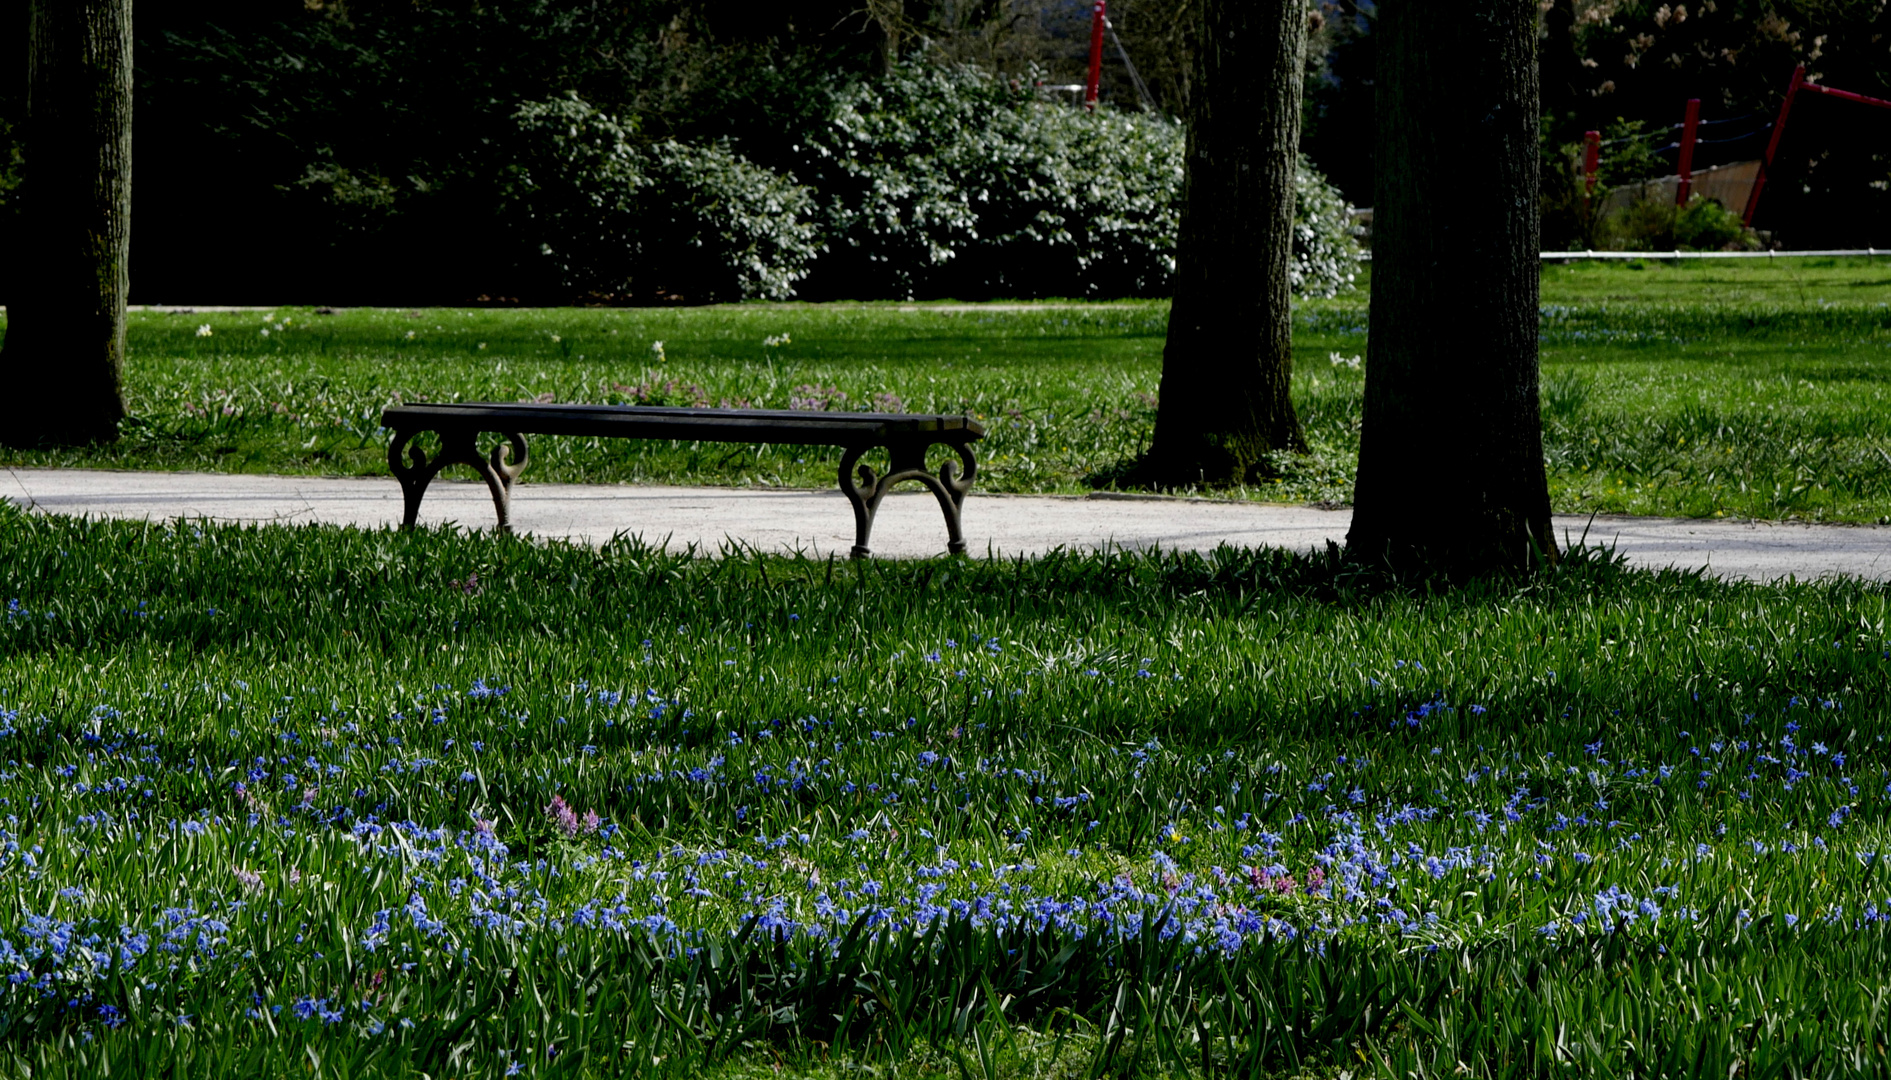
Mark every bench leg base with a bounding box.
[388,427,530,533]
[839,438,977,559]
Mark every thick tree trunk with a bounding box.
[1345,0,1557,575]
[1143,0,1306,486]
[0,0,131,447]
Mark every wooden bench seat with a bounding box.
[382,402,985,557]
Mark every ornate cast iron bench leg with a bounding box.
[388,427,530,533]
[838,436,977,559]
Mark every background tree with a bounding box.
[0,0,132,447]
[1141,0,1308,486]
[0,0,22,296]
[1346,0,1558,575]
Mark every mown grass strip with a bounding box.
[5,257,1891,520]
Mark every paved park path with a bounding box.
[6,466,1890,582]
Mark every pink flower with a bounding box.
[547,795,580,838]
[1247,865,1299,894]
[1305,866,1326,894]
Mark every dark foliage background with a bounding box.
[1306,1,1890,247]
[0,0,1885,306]
[1548,0,1891,246]
[1,0,1220,306]
[115,0,878,304]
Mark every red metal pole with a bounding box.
[1675,98,1701,206]
[1744,65,1805,227]
[1799,80,1891,111]
[1084,1,1106,110]
[1582,130,1600,194]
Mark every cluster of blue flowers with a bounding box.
[0,666,1876,1040]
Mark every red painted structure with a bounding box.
[1675,98,1701,206]
[1745,65,1891,226]
[1084,1,1106,110]
[1744,66,1806,226]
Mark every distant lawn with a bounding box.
[3,254,1889,521]
[1535,257,1891,522]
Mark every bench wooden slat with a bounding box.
[383,402,984,445]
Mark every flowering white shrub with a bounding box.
[501,77,1358,303]
[796,65,1362,301]
[506,95,820,302]
[1290,159,1363,299]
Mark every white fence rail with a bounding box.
[1356,248,1888,261]
[1542,248,1887,259]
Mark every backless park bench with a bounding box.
[382,402,985,558]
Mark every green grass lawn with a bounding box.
[2,507,1890,1077]
[0,256,1888,521]
[1537,257,1891,522]
[5,258,1891,1076]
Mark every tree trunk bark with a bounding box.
[1345,0,1557,576]
[1143,0,1306,486]
[0,0,131,447]
[867,0,905,75]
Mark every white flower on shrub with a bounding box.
[801,65,1363,300]
[507,95,819,302]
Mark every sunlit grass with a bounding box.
[1,256,1888,521]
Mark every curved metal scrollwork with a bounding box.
[387,427,530,533]
[838,436,979,558]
